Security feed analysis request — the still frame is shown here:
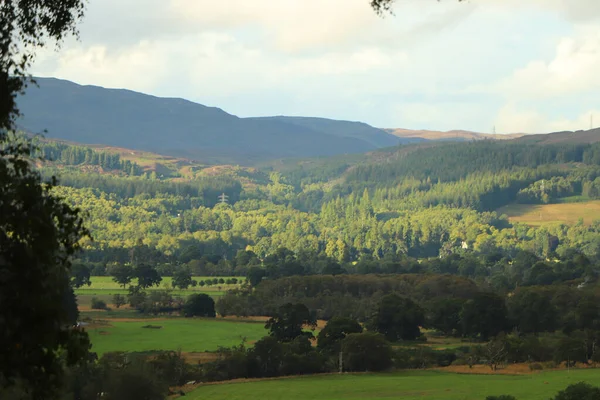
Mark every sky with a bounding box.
[31,0,600,134]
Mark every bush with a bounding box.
[183,294,216,318]
[91,297,108,310]
[553,383,600,400]
[113,294,126,308]
[341,332,393,372]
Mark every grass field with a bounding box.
[87,318,267,355]
[187,369,600,400]
[76,276,244,306]
[498,200,600,226]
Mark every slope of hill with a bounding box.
[386,128,523,142]
[16,78,400,164]
[252,116,409,148]
[514,128,600,145]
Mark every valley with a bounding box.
[3,2,600,397]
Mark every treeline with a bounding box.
[344,141,600,185]
[216,249,598,321]
[516,168,600,204]
[36,140,144,175]
[46,172,243,206]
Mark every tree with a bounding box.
[70,263,92,288]
[317,317,363,354]
[249,336,284,377]
[553,383,600,400]
[172,267,193,290]
[461,292,508,341]
[183,293,216,318]
[265,303,316,342]
[1,2,89,396]
[111,264,133,289]
[0,1,85,133]
[133,264,162,289]
[247,266,266,287]
[507,288,557,334]
[425,297,464,337]
[368,294,425,342]
[486,396,517,400]
[112,294,126,309]
[340,332,393,372]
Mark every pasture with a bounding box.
[186,369,600,400]
[76,276,244,305]
[497,200,600,226]
[87,317,267,355]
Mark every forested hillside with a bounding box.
[24,133,600,276]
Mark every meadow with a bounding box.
[497,200,600,226]
[186,369,600,400]
[76,276,244,307]
[86,317,267,355]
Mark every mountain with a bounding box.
[514,128,600,145]
[386,128,523,142]
[251,116,413,148]
[16,78,403,164]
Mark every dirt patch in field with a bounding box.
[437,362,595,375]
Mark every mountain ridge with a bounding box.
[16,77,405,164]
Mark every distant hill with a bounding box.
[514,128,600,145]
[386,128,523,142]
[16,78,404,164]
[253,116,416,148]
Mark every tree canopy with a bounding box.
[0,1,88,398]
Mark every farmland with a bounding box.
[76,276,244,307]
[497,200,600,226]
[186,369,600,400]
[86,317,267,355]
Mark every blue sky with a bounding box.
[32,0,600,134]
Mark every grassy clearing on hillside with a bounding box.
[87,318,267,355]
[187,369,600,400]
[498,201,600,226]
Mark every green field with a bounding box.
[498,200,600,226]
[76,276,244,305]
[87,318,267,355]
[187,370,600,400]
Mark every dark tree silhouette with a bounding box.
[1,2,88,398]
[317,317,363,353]
[183,294,216,318]
[134,264,162,289]
[266,303,316,342]
[368,294,425,341]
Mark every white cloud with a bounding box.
[487,27,600,100]
[495,103,598,133]
[29,0,600,132]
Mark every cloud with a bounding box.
[487,27,600,100]
[495,103,598,133]
[29,0,600,132]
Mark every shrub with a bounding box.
[183,294,216,318]
[553,383,600,400]
[341,332,393,372]
[113,294,126,308]
[91,297,108,310]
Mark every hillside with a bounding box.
[514,128,600,145]
[16,78,402,164]
[386,128,523,142]
[253,116,411,148]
